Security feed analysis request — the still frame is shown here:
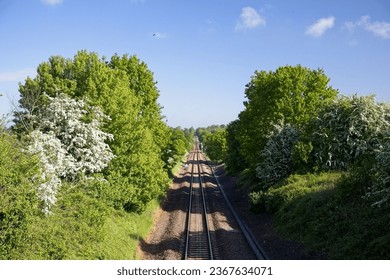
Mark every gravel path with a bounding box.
[137,170,189,260]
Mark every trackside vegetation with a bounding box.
[222,65,390,259]
[2,56,389,259]
[0,51,194,259]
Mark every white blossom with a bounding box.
[256,123,298,189]
[314,95,390,169]
[27,93,115,212]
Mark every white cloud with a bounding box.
[41,0,63,5]
[0,68,36,82]
[235,7,266,31]
[345,16,390,39]
[306,16,335,37]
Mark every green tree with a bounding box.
[230,65,338,177]
[225,120,246,175]
[14,50,170,212]
[203,129,227,162]
[162,127,188,172]
[109,54,170,159]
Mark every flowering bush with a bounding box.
[27,93,115,212]
[313,95,390,169]
[256,123,298,190]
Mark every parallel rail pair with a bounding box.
[183,143,268,260]
[184,149,213,260]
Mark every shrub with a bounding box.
[366,134,390,207]
[25,180,110,259]
[275,172,389,259]
[250,172,344,213]
[0,132,41,259]
[255,124,298,190]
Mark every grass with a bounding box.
[97,199,159,259]
[257,172,390,259]
[95,155,186,259]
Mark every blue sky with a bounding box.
[0,0,389,128]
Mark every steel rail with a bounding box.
[183,145,214,260]
[197,150,214,260]
[183,150,195,260]
[201,152,269,260]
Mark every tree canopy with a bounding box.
[229,65,338,176]
[13,50,185,213]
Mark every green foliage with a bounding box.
[1,50,186,259]
[14,50,171,213]
[163,127,189,173]
[0,132,41,259]
[108,53,170,160]
[245,89,390,259]
[97,199,159,259]
[14,182,160,259]
[196,125,227,162]
[249,170,390,259]
[291,140,314,172]
[196,125,226,143]
[235,65,338,174]
[366,134,390,207]
[26,182,109,259]
[203,129,227,162]
[250,172,342,212]
[183,127,195,150]
[225,120,246,175]
[269,172,390,259]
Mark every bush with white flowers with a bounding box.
[27,93,115,212]
[256,123,298,190]
[313,94,390,169]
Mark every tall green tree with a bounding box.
[225,119,246,175]
[162,127,188,172]
[232,65,338,175]
[109,54,170,158]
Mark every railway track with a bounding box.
[184,148,214,260]
[183,139,268,260]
